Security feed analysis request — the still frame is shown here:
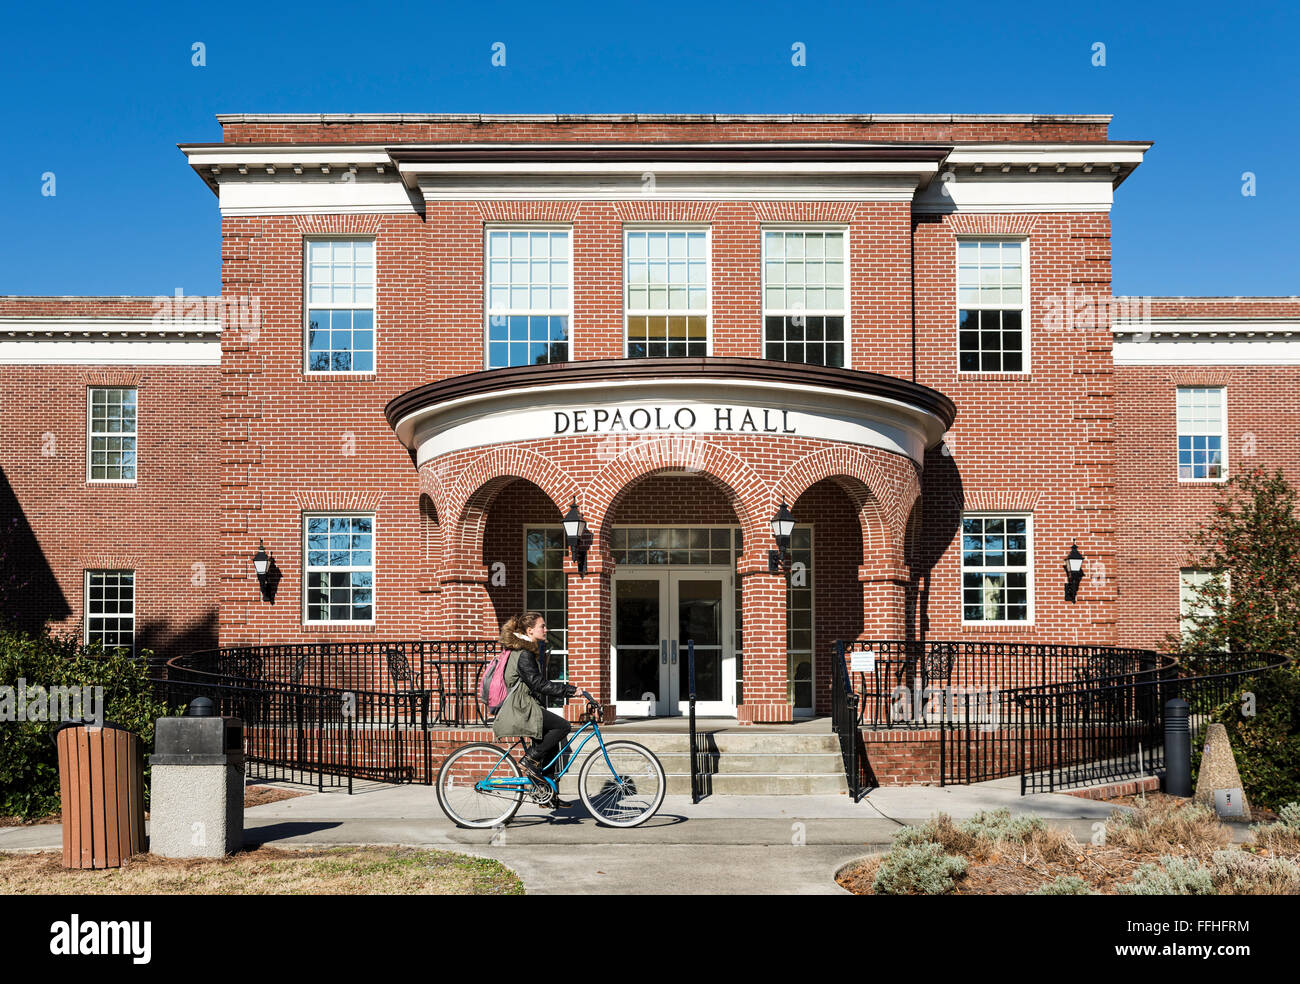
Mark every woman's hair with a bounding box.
[498,611,543,649]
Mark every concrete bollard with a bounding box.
[148,699,244,857]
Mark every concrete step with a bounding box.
[587,733,843,755]
[554,772,849,796]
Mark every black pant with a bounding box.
[529,710,571,777]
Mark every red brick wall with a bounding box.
[0,363,221,659]
[1114,365,1300,650]
[911,211,1117,645]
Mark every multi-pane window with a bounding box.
[611,527,735,565]
[306,239,375,372]
[87,387,137,482]
[86,570,134,653]
[1179,568,1225,639]
[1177,387,1227,481]
[763,230,846,367]
[525,528,568,707]
[625,229,708,358]
[958,239,1025,372]
[786,527,814,710]
[961,515,1031,622]
[304,515,375,623]
[486,229,570,368]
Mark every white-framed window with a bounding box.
[524,526,568,707]
[958,238,1027,372]
[87,387,137,482]
[85,570,135,653]
[303,514,375,624]
[961,513,1032,623]
[1179,568,1226,639]
[625,228,709,358]
[486,228,571,368]
[305,238,375,373]
[1177,386,1227,482]
[762,228,847,367]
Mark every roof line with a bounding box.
[214,112,1114,125]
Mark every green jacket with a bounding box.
[491,650,543,740]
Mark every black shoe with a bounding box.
[517,755,546,784]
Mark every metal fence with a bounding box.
[154,639,499,790]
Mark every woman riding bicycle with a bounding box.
[492,611,578,808]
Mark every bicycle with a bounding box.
[435,691,666,829]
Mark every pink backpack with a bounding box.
[480,649,513,714]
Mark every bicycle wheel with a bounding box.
[436,742,525,829]
[578,740,666,828]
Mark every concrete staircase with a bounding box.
[554,723,850,796]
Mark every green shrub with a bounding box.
[1278,802,1300,831]
[0,626,175,819]
[872,842,968,895]
[1030,875,1096,895]
[959,808,1046,844]
[1118,855,1216,895]
[1209,663,1300,812]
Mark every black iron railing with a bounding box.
[1016,650,1290,793]
[687,639,699,804]
[831,641,868,800]
[154,639,499,790]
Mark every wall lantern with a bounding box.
[251,539,279,602]
[1063,541,1085,603]
[562,500,588,575]
[769,500,796,574]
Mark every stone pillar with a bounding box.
[737,554,792,724]
[564,555,613,723]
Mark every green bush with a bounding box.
[0,626,175,819]
[1118,856,1216,895]
[1030,875,1096,895]
[872,842,968,895]
[1209,663,1300,812]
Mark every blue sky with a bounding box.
[1,1,1295,297]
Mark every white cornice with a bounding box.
[0,316,222,337]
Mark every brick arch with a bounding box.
[443,447,578,568]
[780,445,922,567]
[584,437,770,556]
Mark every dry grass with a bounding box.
[243,784,312,809]
[838,799,1299,896]
[0,846,523,895]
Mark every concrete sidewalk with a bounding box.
[0,778,1146,894]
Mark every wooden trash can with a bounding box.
[55,723,146,869]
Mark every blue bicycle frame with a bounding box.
[476,718,619,794]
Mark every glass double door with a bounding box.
[612,568,734,717]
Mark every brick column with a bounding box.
[737,554,792,724]
[860,563,910,639]
[564,555,613,723]
[434,568,497,638]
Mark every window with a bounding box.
[958,239,1026,372]
[1179,568,1225,639]
[1177,387,1227,481]
[304,515,375,624]
[306,239,375,373]
[786,526,814,709]
[85,570,134,653]
[611,527,737,565]
[763,229,846,367]
[87,387,137,482]
[961,514,1032,623]
[525,528,568,707]
[486,229,570,368]
[625,229,708,358]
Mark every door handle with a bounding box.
[661,639,667,664]
[671,640,678,665]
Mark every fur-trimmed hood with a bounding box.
[497,627,539,652]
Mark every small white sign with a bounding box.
[850,650,877,673]
[1214,788,1245,818]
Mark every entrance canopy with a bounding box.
[386,357,956,467]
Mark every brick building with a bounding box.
[1,113,1294,725]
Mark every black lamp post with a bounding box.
[252,538,278,601]
[562,500,588,575]
[1063,541,1085,603]
[769,500,796,574]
